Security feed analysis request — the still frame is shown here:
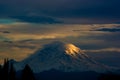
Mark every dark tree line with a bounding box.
[21,64,36,80]
[0,58,120,80]
[0,59,36,80]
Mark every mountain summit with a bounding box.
[39,41,85,57]
[15,41,110,73]
[63,43,82,56]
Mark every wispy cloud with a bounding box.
[0,23,120,41]
[84,48,120,53]
[93,28,120,32]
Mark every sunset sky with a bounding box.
[0,0,120,68]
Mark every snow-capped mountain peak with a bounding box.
[40,41,84,57]
[14,41,111,73]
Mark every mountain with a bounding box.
[14,41,110,73]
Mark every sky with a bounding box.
[0,0,120,68]
[0,0,120,23]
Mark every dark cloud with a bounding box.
[94,28,120,32]
[0,0,120,23]
[11,16,63,24]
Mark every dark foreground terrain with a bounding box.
[1,59,120,80]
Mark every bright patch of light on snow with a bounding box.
[65,44,80,56]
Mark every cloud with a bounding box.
[84,48,120,53]
[0,35,11,41]
[93,28,120,32]
[0,46,36,63]
[0,23,120,63]
[0,0,120,23]
[11,16,63,24]
[0,23,120,41]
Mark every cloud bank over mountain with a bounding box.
[0,23,120,67]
